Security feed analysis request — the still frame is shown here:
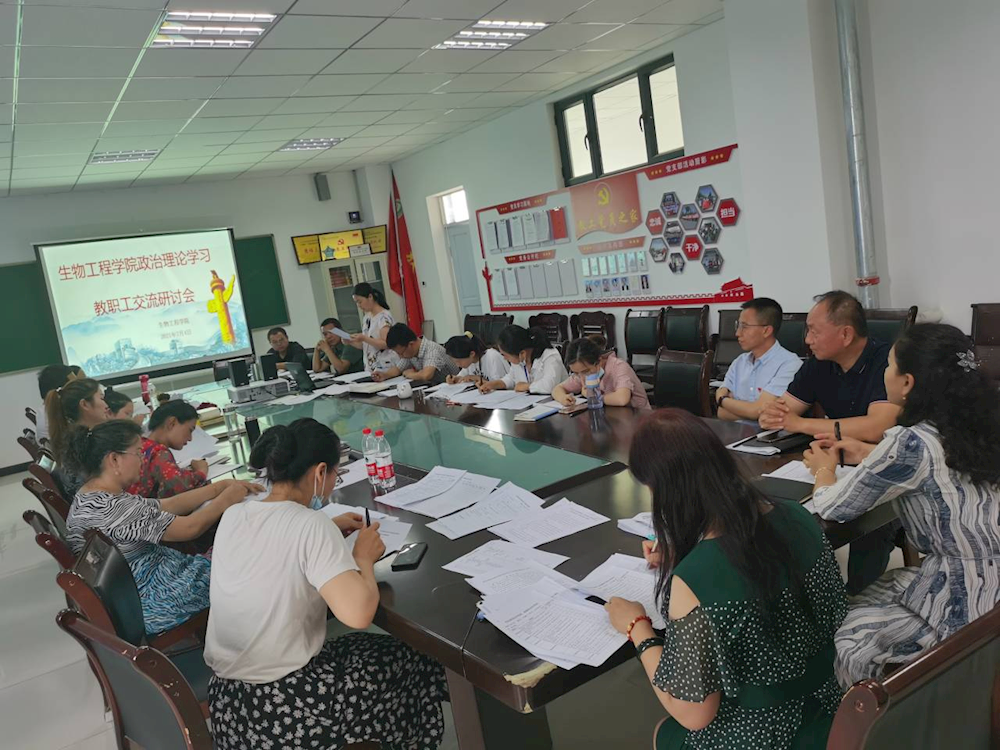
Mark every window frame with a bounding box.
[554,54,684,187]
[439,188,469,226]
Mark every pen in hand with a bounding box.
[834,421,844,468]
[365,508,370,527]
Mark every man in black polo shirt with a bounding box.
[266,326,310,371]
[760,290,901,594]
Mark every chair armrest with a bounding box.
[150,608,209,651]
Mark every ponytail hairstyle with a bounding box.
[497,325,551,361]
[249,418,342,484]
[148,399,199,432]
[353,282,388,310]
[444,332,487,360]
[62,419,142,481]
[38,364,73,400]
[45,378,102,459]
[564,337,604,367]
[103,390,133,417]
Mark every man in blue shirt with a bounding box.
[716,297,802,424]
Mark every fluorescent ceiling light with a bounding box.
[155,10,277,49]
[458,30,529,40]
[90,149,159,164]
[279,138,344,152]
[434,39,512,50]
[473,20,548,30]
[435,18,547,50]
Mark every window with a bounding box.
[555,55,684,186]
[441,189,469,225]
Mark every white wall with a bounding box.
[0,170,361,468]
[391,19,739,348]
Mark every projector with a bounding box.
[227,378,290,404]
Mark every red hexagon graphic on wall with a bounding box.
[645,209,665,235]
[682,235,703,260]
[717,198,740,226]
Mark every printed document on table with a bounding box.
[344,518,412,557]
[490,394,548,411]
[490,498,610,548]
[426,483,545,540]
[379,466,467,508]
[471,390,520,408]
[763,460,854,485]
[272,392,321,406]
[320,502,395,522]
[206,459,239,482]
[404,473,502,519]
[467,560,579,596]
[173,426,220,467]
[316,383,352,396]
[425,383,475,400]
[330,460,372,491]
[618,511,654,539]
[443,540,568,577]
[333,371,372,384]
[578,554,665,629]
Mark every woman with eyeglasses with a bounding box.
[205,418,449,750]
[64,419,262,635]
[551,334,650,410]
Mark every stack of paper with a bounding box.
[379,466,467,508]
[470,390,520,409]
[443,540,568,577]
[763,460,854,484]
[315,382,352,396]
[425,382,476,400]
[513,403,561,422]
[426,483,545,540]
[344,517,413,558]
[334,371,372,384]
[173,426,220,468]
[490,498,610,548]
[468,559,579,595]
[404,473,502,519]
[618,511,654,539]
[206,457,239,481]
[271,392,321,406]
[490,394,548,411]
[578,554,664,629]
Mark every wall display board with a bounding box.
[475,144,752,310]
[293,225,387,265]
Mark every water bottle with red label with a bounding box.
[374,429,395,490]
[362,427,378,486]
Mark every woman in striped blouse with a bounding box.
[804,323,1000,685]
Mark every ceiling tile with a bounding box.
[213,76,311,99]
[221,141,288,154]
[159,145,227,159]
[367,74,453,95]
[353,19,470,50]
[269,96,356,115]
[142,156,210,168]
[259,150,313,162]
[235,128,305,143]
[18,78,125,103]
[208,154,264,166]
[580,23,683,50]
[0,104,11,124]
[295,74,387,97]
[13,138,96,156]
[514,23,619,51]
[0,123,10,142]
[168,132,241,147]
[234,49,344,77]
[95,135,175,151]
[10,181,75,193]
[376,110,440,125]
[468,91,536,107]
[258,16,382,49]
[15,122,104,140]
[11,166,83,179]
[401,50,500,74]
[197,98,285,117]
[103,119,189,137]
[317,111,391,126]
[184,116,263,133]
[486,0,592,22]
[351,123,417,137]
[321,49,423,75]
[291,0,405,15]
[81,161,148,174]
[165,0,295,11]
[299,125,365,139]
[468,50,562,73]
[403,92,480,109]
[19,47,141,78]
[133,174,190,186]
[393,0,504,19]
[435,73,519,93]
[495,72,577,91]
[113,100,204,121]
[16,102,114,124]
[135,49,249,78]
[0,79,13,105]
[73,179,136,191]
[12,153,90,169]
[21,6,161,47]
[439,106,504,121]
[407,120,469,134]
[339,95,416,112]
[0,5,16,46]
[639,0,724,24]
[252,113,326,130]
[122,78,226,101]
[532,49,627,73]
[566,0,667,22]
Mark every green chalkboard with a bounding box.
[233,234,290,330]
[0,262,63,374]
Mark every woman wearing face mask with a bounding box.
[444,332,510,385]
[205,418,449,750]
[478,325,568,395]
[552,334,650,410]
[64,420,260,635]
[346,282,395,373]
[45,378,110,499]
[803,323,1000,686]
[126,400,210,499]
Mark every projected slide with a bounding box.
[37,229,252,380]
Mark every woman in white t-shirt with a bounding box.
[444,332,511,384]
[346,282,395,373]
[478,324,568,395]
[205,418,448,750]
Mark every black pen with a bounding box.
[834,421,844,468]
[365,508,370,527]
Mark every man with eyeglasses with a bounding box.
[716,297,802,424]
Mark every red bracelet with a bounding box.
[626,615,652,643]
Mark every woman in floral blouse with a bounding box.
[127,400,210,499]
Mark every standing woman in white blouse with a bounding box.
[479,324,568,395]
[346,282,394,373]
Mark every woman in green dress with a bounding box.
[604,409,848,749]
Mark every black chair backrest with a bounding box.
[528,312,569,344]
[571,311,617,352]
[25,406,37,425]
[777,313,809,358]
[652,349,714,416]
[972,304,1000,383]
[465,313,513,347]
[22,477,71,531]
[713,309,743,370]
[865,306,917,344]
[663,305,708,352]
[625,308,664,360]
[56,610,212,750]
[22,509,76,569]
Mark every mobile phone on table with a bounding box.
[391,542,428,571]
[757,429,788,444]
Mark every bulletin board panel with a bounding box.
[293,225,387,264]
[475,144,753,310]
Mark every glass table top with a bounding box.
[184,380,608,492]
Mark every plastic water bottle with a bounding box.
[374,429,396,490]
[585,372,604,410]
[362,428,379,486]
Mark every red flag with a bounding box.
[389,173,425,333]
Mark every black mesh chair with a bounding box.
[866,306,918,344]
[56,610,213,750]
[777,312,809,358]
[712,309,743,375]
[528,312,570,346]
[663,305,709,352]
[570,310,617,352]
[465,313,514,347]
[625,308,665,385]
[652,349,714,416]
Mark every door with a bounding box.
[445,223,483,320]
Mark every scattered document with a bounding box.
[271,392,321,406]
[618,511,654,539]
[344,517,412,557]
[334,371,372,384]
[514,403,560,422]
[426,483,545,540]
[470,390,520,408]
[404,473,502,519]
[331,459,372,492]
[763,460,854,485]
[425,382,475,400]
[206,459,239,482]
[320,502,394,522]
[444,388,487,405]
[316,383,352,396]
[490,394,548,411]
[173,426,220,468]
[578,554,665,629]
[490,498,610,548]
[443,540,568,577]
[379,466,467,508]
[467,560,579,596]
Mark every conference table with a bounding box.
[185,378,898,750]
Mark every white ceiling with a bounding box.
[0,0,723,197]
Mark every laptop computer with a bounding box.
[284,362,315,393]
